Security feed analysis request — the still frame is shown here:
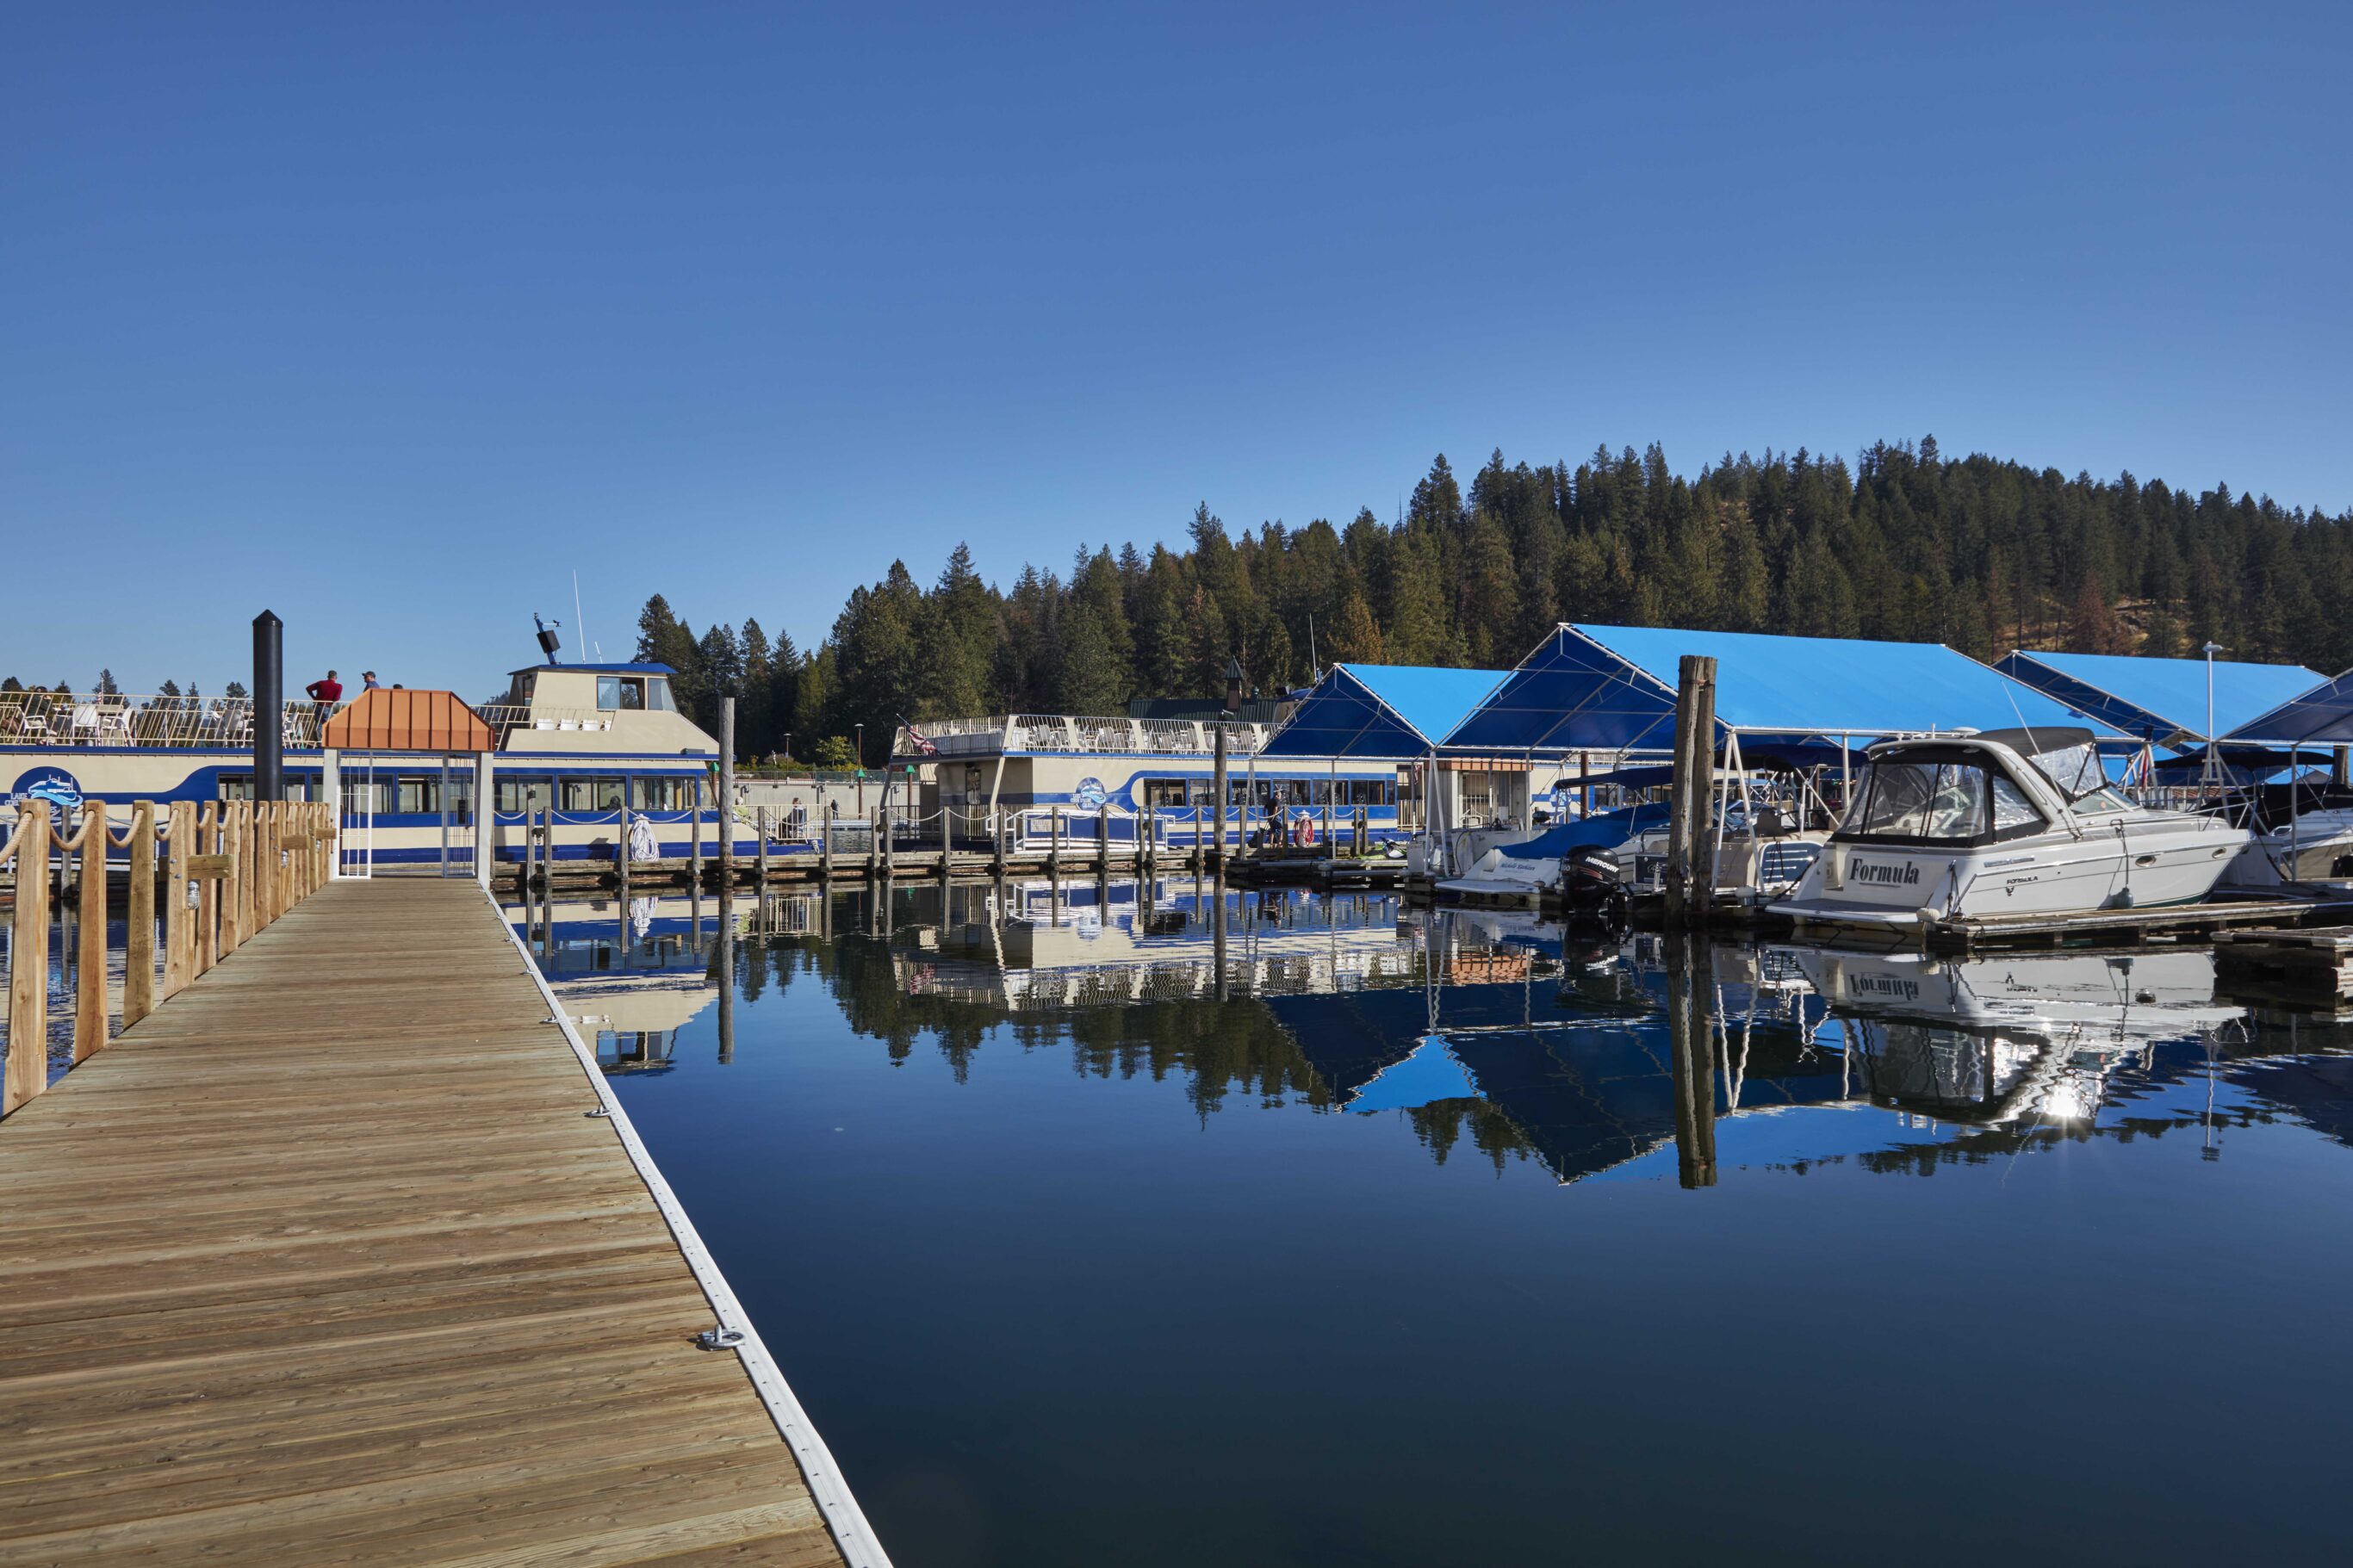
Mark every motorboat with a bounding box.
[2219,806,2353,889]
[1769,727,2249,930]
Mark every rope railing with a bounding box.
[3,796,336,1118]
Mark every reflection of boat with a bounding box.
[1796,948,2242,1042]
[1773,728,2249,929]
[1797,946,2244,1127]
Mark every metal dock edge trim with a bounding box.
[483,883,896,1568]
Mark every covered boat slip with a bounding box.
[1995,649,2325,747]
[0,877,879,1566]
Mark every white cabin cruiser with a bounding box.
[2218,807,2353,889]
[1770,728,2249,930]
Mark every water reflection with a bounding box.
[507,875,2353,1185]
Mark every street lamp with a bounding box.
[2201,641,2226,793]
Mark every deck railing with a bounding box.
[2,797,336,1117]
[894,714,1277,759]
[0,692,352,750]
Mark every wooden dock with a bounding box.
[0,877,878,1565]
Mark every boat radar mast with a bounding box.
[533,613,564,665]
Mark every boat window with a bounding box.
[1143,778,1189,809]
[1923,764,1990,839]
[2070,787,2133,816]
[396,775,440,815]
[1991,776,2041,834]
[511,672,537,704]
[596,676,646,712]
[562,777,624,812]
[630,776,695,811]
[645,679,676,712]
[496,778,553,814]
[1856,762,1938,836]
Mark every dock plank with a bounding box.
[0,877,851,1566]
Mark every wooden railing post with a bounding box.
[165,801,193,999]
[4,800,51,1115]
[223,800,247,954]
[196,802,219,975]
[125,801,157,1027]
[74,802,106,1063]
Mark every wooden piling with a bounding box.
[196,802,220,975]
[756,804,771,884]
[125,801,157,1027]
[719,697,736,889]
[1665,654,1717,926]
[73,803,106,1063]
[1212,723,1229,870]
[691,777,705,886]
[4,801,51,1115]
[164,801,192,1000]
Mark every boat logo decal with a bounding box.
[8,766,84,815]
[1072,777,1108,810]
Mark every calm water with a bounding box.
[514,879,2353,1567]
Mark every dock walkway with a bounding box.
[0,877,861,1565]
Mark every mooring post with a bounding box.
[1050,808,1062,877]
[1098,803,1109,873]
[691,777,705,888]
[719,697,736,891]
[74,802,107,1063]
[1212,722,1229,871]
[252,610,283,803]
[820,799,834,879]
[879,805,894,879]
[618,801,632,904]
[1688,659,1720,921]
[4,801,53,1116]
[756,804,770,884]
[1666,655,1717,925]
[126,801,157,1028]
[164,801,191,1001]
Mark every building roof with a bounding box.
[1994,649,2325,743]
[1442,624,2105,753]
[322,689,496,753]
[1258,663,1509,759]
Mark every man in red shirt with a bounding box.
[305,670,343,736]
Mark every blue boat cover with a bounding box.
[1260,663,1507,758]
[2220,668,2353,745]
[1443,625,2101,753]
[1492,803,1664,860]
[1996,650,2323,743]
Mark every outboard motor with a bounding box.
[1559,845,1630,928]
[534,613,563,664]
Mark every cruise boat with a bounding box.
[0,654,739,871]
[1770,727,2249,929]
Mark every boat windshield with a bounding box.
[1840,760,1992,842]
[2017,739,2106,801]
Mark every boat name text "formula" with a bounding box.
[1850,859,1922,887]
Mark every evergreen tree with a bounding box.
[1326,586,1385,664]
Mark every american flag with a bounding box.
[904,719,938,756]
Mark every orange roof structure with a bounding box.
[321,689,496,753]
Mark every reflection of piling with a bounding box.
[718,697,736,889]
[716,881,735,1065]
[1665,934,1717,1188]
[1213,871,1229,1001]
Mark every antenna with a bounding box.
[573,572,589,662]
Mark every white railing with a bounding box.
[895,714,1276,759]
[0,692,345,750]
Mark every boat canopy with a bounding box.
[1258,663,1507,759]
[1442,624,2105,753]
[1993,650,2324,744]
[2220,667,2353,746]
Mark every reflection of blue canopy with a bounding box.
[2222,668,2353,746]
[1444,625,2103,753]
[1261,663,1506,758]
[1995,650,2323,743]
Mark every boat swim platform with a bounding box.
[0,877,883,1566]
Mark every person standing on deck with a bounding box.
[303,670,343,739]
[361,671,380,691]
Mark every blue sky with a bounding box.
[4,3,2348,695]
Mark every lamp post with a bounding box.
[2201,641,2226,794]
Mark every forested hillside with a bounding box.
[631,438,2353,765]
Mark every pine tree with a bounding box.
[739,618,774,753]
[1326,586,1385,664]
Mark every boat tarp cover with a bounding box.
[1493,803,1665,861]
[1443,625,2102,753]
[1259,663,1508,758]
[1995,650,2324,742]
[2220,668,2353,746]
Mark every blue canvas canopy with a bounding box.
[1259,663,1506,759]
[1995,650,2323,744]
[1443,624,2103,753]
[2221,668,2353,747]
